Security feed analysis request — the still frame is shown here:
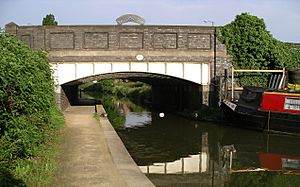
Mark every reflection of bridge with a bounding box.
[5,22,231,110]
[139,132,230,186]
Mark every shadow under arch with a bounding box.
[59,71,208,113]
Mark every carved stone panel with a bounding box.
[84,32,108,49]
[188,34,211,49]
[119,32,143,49]
[33,30,45,49]
[153,33,177,49]
[21,35,31,47]
[116,14,145,25]
[50,32,74,49]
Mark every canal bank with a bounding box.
[97,105,155,187]
[52,106,154,187]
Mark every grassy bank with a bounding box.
[82,80,151,129]
[0,34,65,186]
[0,107,64,186]
[101,96,125,129]
[225,171,300,187]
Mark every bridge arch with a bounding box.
[52,62,210,86]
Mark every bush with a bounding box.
[0,33,58,176]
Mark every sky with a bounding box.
[0,0,299,42]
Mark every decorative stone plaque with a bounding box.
[116,14,145,25]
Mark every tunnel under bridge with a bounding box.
[59,72,210,114]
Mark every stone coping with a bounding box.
[96,105,155,187]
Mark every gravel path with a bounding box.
[52,106,126,187]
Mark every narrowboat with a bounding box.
[221,86,300,134]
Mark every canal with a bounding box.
[114,100,300,187]
[81,91,300,186]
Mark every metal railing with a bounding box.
[230,68,286,100]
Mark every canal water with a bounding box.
[115,101,300,187]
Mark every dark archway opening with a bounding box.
[60,72,208,116]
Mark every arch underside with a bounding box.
[63,71,201,86]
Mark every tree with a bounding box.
[218,13,276,70]
[42,14,58,26]
[218,13,300,86]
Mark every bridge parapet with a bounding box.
[5,23,231,79]
[7,24,224,51]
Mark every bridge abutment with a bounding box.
[55,85,79,111]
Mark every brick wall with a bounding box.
[5,23,231,78]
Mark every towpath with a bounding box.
[52,105,154,187]
[52,106,125,186]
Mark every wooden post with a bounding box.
[231,67,234,101]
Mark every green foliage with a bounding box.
[0,34,63,185]
[0,34,54,117]
[117,97,145,113]
[219,13,274,70]
[290,46,300,69]
[239,73,270,87]
[84,79,151,102]
[13,107,64,186]
[101,96,125,129]
[83,80,151,128]
[113,84,151,101]
[225,172,300,187]
[225,171,269,187]
[270,41,299,69]
[218,13,300,86]
[42,14,58,26]
[83,79,114,94]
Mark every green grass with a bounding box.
[0,108,65,187]
[94,112,100,121]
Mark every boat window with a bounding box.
[284,97,300,111]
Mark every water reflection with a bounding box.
[259,152,300,174]
[139,133,210,175]
[116,102,300,186]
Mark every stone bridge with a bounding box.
[5,22,231,111]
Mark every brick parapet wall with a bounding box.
[6,23,231,77]
[12,25,223,50]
